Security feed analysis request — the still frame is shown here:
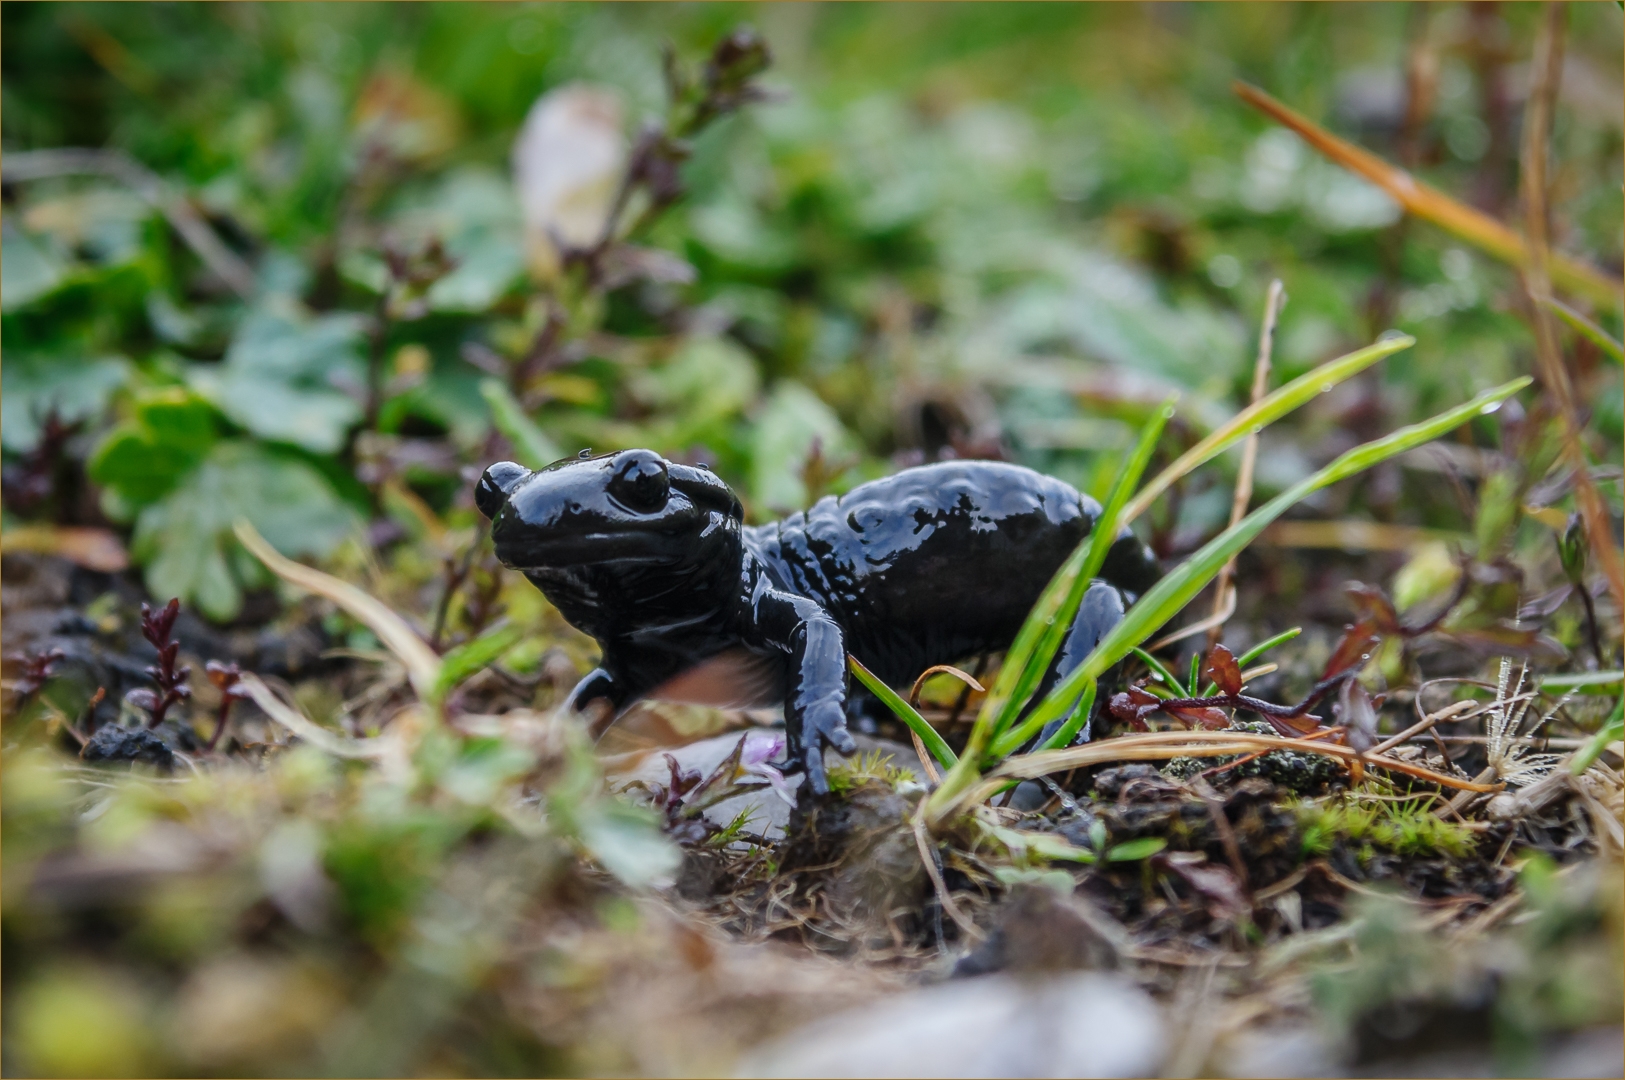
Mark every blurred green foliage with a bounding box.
[4,2,1620,619]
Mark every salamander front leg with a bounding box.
[745,588,857,794]
[564,666,628,740]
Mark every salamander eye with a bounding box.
[607,451,670,513]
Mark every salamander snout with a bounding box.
[476,460,533,519]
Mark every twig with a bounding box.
[1209,279,1285,649]
[1371,698,1478,756]
[1516,4,1625,618]
[2,148,257,299]
[1441,766,1499,817]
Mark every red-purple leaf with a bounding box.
[1168,704,1232,730]
[1203,644,1243,696]
[1322,619,1379,680]
[1345,583,1400,634]
[1337,679,1379,753]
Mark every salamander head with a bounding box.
[478,449,743,573]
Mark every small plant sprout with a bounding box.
[637,731,792,843]
[6,646,66,706]
[1484,657,1568,787]
[130,598,192,729]
[203,660,249,751]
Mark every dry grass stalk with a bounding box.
[1208,279,1285,649]
[1145,586,1235,653]
[911,813,982,942]
[1231,81,1622,310]
[1516,4,1625,617]
[936,730,1505,823]
[235,518,444,699]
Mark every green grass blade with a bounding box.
[1571,694,1623,774]
[1544,298,1624,364]
[1131,646,1185,694]
[973,397,1175,749]
[1121,335,1415,524]
[1539,670,1623,695]
[1105,837,1167,862]
[992,676,1097,758]
[432,622,524,702]
[480,377,564,469]
[848,655,959,769]
[1237,627,1302,668]
[999,377,1533,755]
[1033,678,1098,752]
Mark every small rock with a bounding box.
[737,971,1165,1078]
[953,883,1126,977]
[80,724,175,771]
[1008,780,1052,812]
[1092,763,1164,800]
[1485,793,1519,821]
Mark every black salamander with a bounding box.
[477,449,1159,792]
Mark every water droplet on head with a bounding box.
[1480,400,1503,415]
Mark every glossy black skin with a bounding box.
[477,449,1160,792]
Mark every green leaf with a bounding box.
[479,378,563,468]
[86,387,219,514]
[1105,836,1167,862]
[432,623,524,701]
[188,309,366,453]
[1571,695,1623,774]
[131,441,358,621]
[847,655,959,770]
[426,233,525,313]
[573,799,682,888]
[0,216,67,311]
[1031,678,1097,754]
[750,380,853,512]
[991,866,1080,895]
[1544,297,1624,365]
[2,350,131,452]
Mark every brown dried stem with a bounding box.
[1208,279,1285,648]
[1231,81,1622,310]
[1517,3,1625,619]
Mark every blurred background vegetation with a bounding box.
[5,1,1620,622]
[2,3,1621,1075]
